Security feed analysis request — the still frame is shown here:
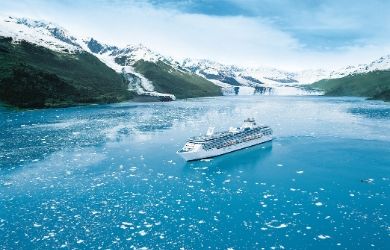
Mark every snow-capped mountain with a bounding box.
[82,38,177,99]
[0,15,176,99]
[1,15,389,98]
[0,15,82,53]
[181,54,390,88]
[181,58,333,87]
[327,55,390,78]
[180,58,330,96]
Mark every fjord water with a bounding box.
[0,96,389,249]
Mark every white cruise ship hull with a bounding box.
[178,135,272,161]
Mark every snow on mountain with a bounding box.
[180,58,324,95]
[1,15,389,97]
[328,55,390,79]
[0,15,175,99]
[82,38,176,99]
[181,54,390,88]
[182,59,244,87]
[293,69,332,84]
[0,15,82,52]
[182,58,311,87]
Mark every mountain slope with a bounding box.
[1,15,389,104]
[0,37,130,108]
[0,16,222,104]
[133,60,222,99]
[310,70,390,101]
[84,39,222,100]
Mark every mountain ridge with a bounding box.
[1,15,389,104]
[0,15,222,106]
[3,15,390,86]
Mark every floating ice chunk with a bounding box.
[138,230,147,236]
[266,220,288,229]
[275,223,287,228]
[296,170,304,174]
[223,179,231,184]
[315,202,323,206]
[33,223,42,227]
[349,193,355,197]
[277,164,283,167]
[76,239,84,244]
[318,234,331,240]
[139,210,146,214]
[361,178,374,184]
[3,181,12,186]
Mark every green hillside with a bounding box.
[0,37,131,108]
[133,60,222,99]
[311,70,390,101]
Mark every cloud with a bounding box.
[0,0,389,70]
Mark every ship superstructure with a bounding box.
[177,118,272,161]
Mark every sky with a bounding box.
[0,0,389,71]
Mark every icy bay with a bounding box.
[0,96,389,249]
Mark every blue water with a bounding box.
[0,96,389,249]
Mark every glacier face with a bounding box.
[1,15,389,98]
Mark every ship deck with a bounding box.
[188,125,270,143]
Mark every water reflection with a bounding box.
[184,142,273,174]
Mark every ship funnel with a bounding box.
[242,118,256,129]
[206,127,215,136]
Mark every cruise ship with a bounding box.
[177,118,273,161]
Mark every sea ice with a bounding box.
[138,230,147,236]
[318,234,331,240]
[265,220,288,229]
